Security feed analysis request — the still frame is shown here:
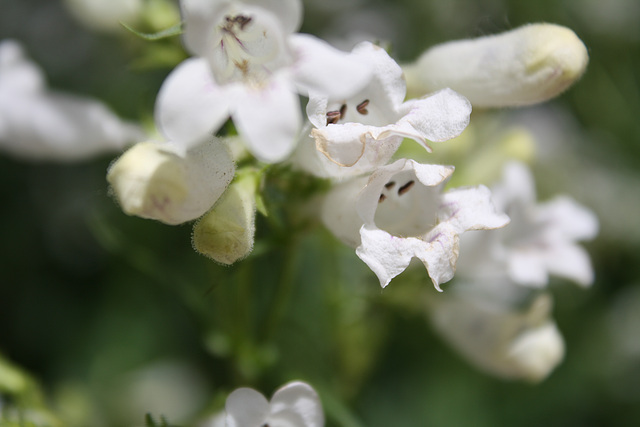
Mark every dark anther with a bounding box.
[384,181,396,189]
[356,99,370,115]
[236,15,252,30]
[379,193,387,203]
[397,180,415,195]
[339,103,347,117]
[326,110,341,125]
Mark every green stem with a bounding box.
[261,237,300,343]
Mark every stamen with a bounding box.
[398,180,415,195]
[379,193,387,203]
[236,15,252,30]
[339,103,347,117]
[356,99,370,115]
[384,181,396,189]
[326,110,341,125]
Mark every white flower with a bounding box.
[0,40,144,161]
[298,41,471,178]
[430,283,565,382]
[457,161,599,287]
[403,23,589,107]
[107,137,235,225]
[323,159,509,290]
[156,0,371,163]
[225,381,324,427]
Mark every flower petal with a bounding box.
[268,381,324,427]
[155,58,231,152]
[321,176,368,248]
[543,243,595,287]
[289,33,372,99]
[537,195,599,241]
[439,185,511,233]
[396,88,471,142]
[233,78,301,163]
[356,225,424,288]
[418,223,460,291]
[225,387,270,427]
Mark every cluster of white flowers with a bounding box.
[103,0,597,385]
[0,0,599,414]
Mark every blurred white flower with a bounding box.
[457,161,598,287]
[295,41,471,178]
[155,0,372,163]
[225,381,324,427]
[64,0,144,32]
[430,282,565,382]
[404,23,589,107]
[323,159,509,290]
[0,40,144,161]
[107,138,235,225]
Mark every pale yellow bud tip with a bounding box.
[107,142,189,224]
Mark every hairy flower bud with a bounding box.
[107,139,234,225]
[192,172,258,265]
[404,23,589,107]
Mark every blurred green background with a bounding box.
[1,0,639,426]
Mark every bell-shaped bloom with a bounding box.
[0,40,144,161]
[107,137,235,225]
[298,41,471,178]
[225,381,324,427]
[156,0,372,163]
[192,171,257,265]
[457,161,599,287]
[430,282,565,382]
[323,159,509,290]
[403,23,589,108]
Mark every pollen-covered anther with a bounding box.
[356,99,370,115]
[397,180,415,195]
[326,110,341,125]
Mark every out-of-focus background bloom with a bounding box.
[1,0,639,426]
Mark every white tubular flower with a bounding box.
[156,0,371,163]
[404,23,589,108]
[302,42,471,178]
[324,159,509,290]
[225,381,324,427]
[0,40,144,161]
[458,161,598,287]
[107,138,235,225]
[430,286,565,382]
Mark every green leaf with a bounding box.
[121,22,183,41]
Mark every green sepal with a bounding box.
[121,21,183,41]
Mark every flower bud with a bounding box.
[430,289,564,382]
[107,139,234,225]
[404,23,589,107]
[192,172,258,265]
